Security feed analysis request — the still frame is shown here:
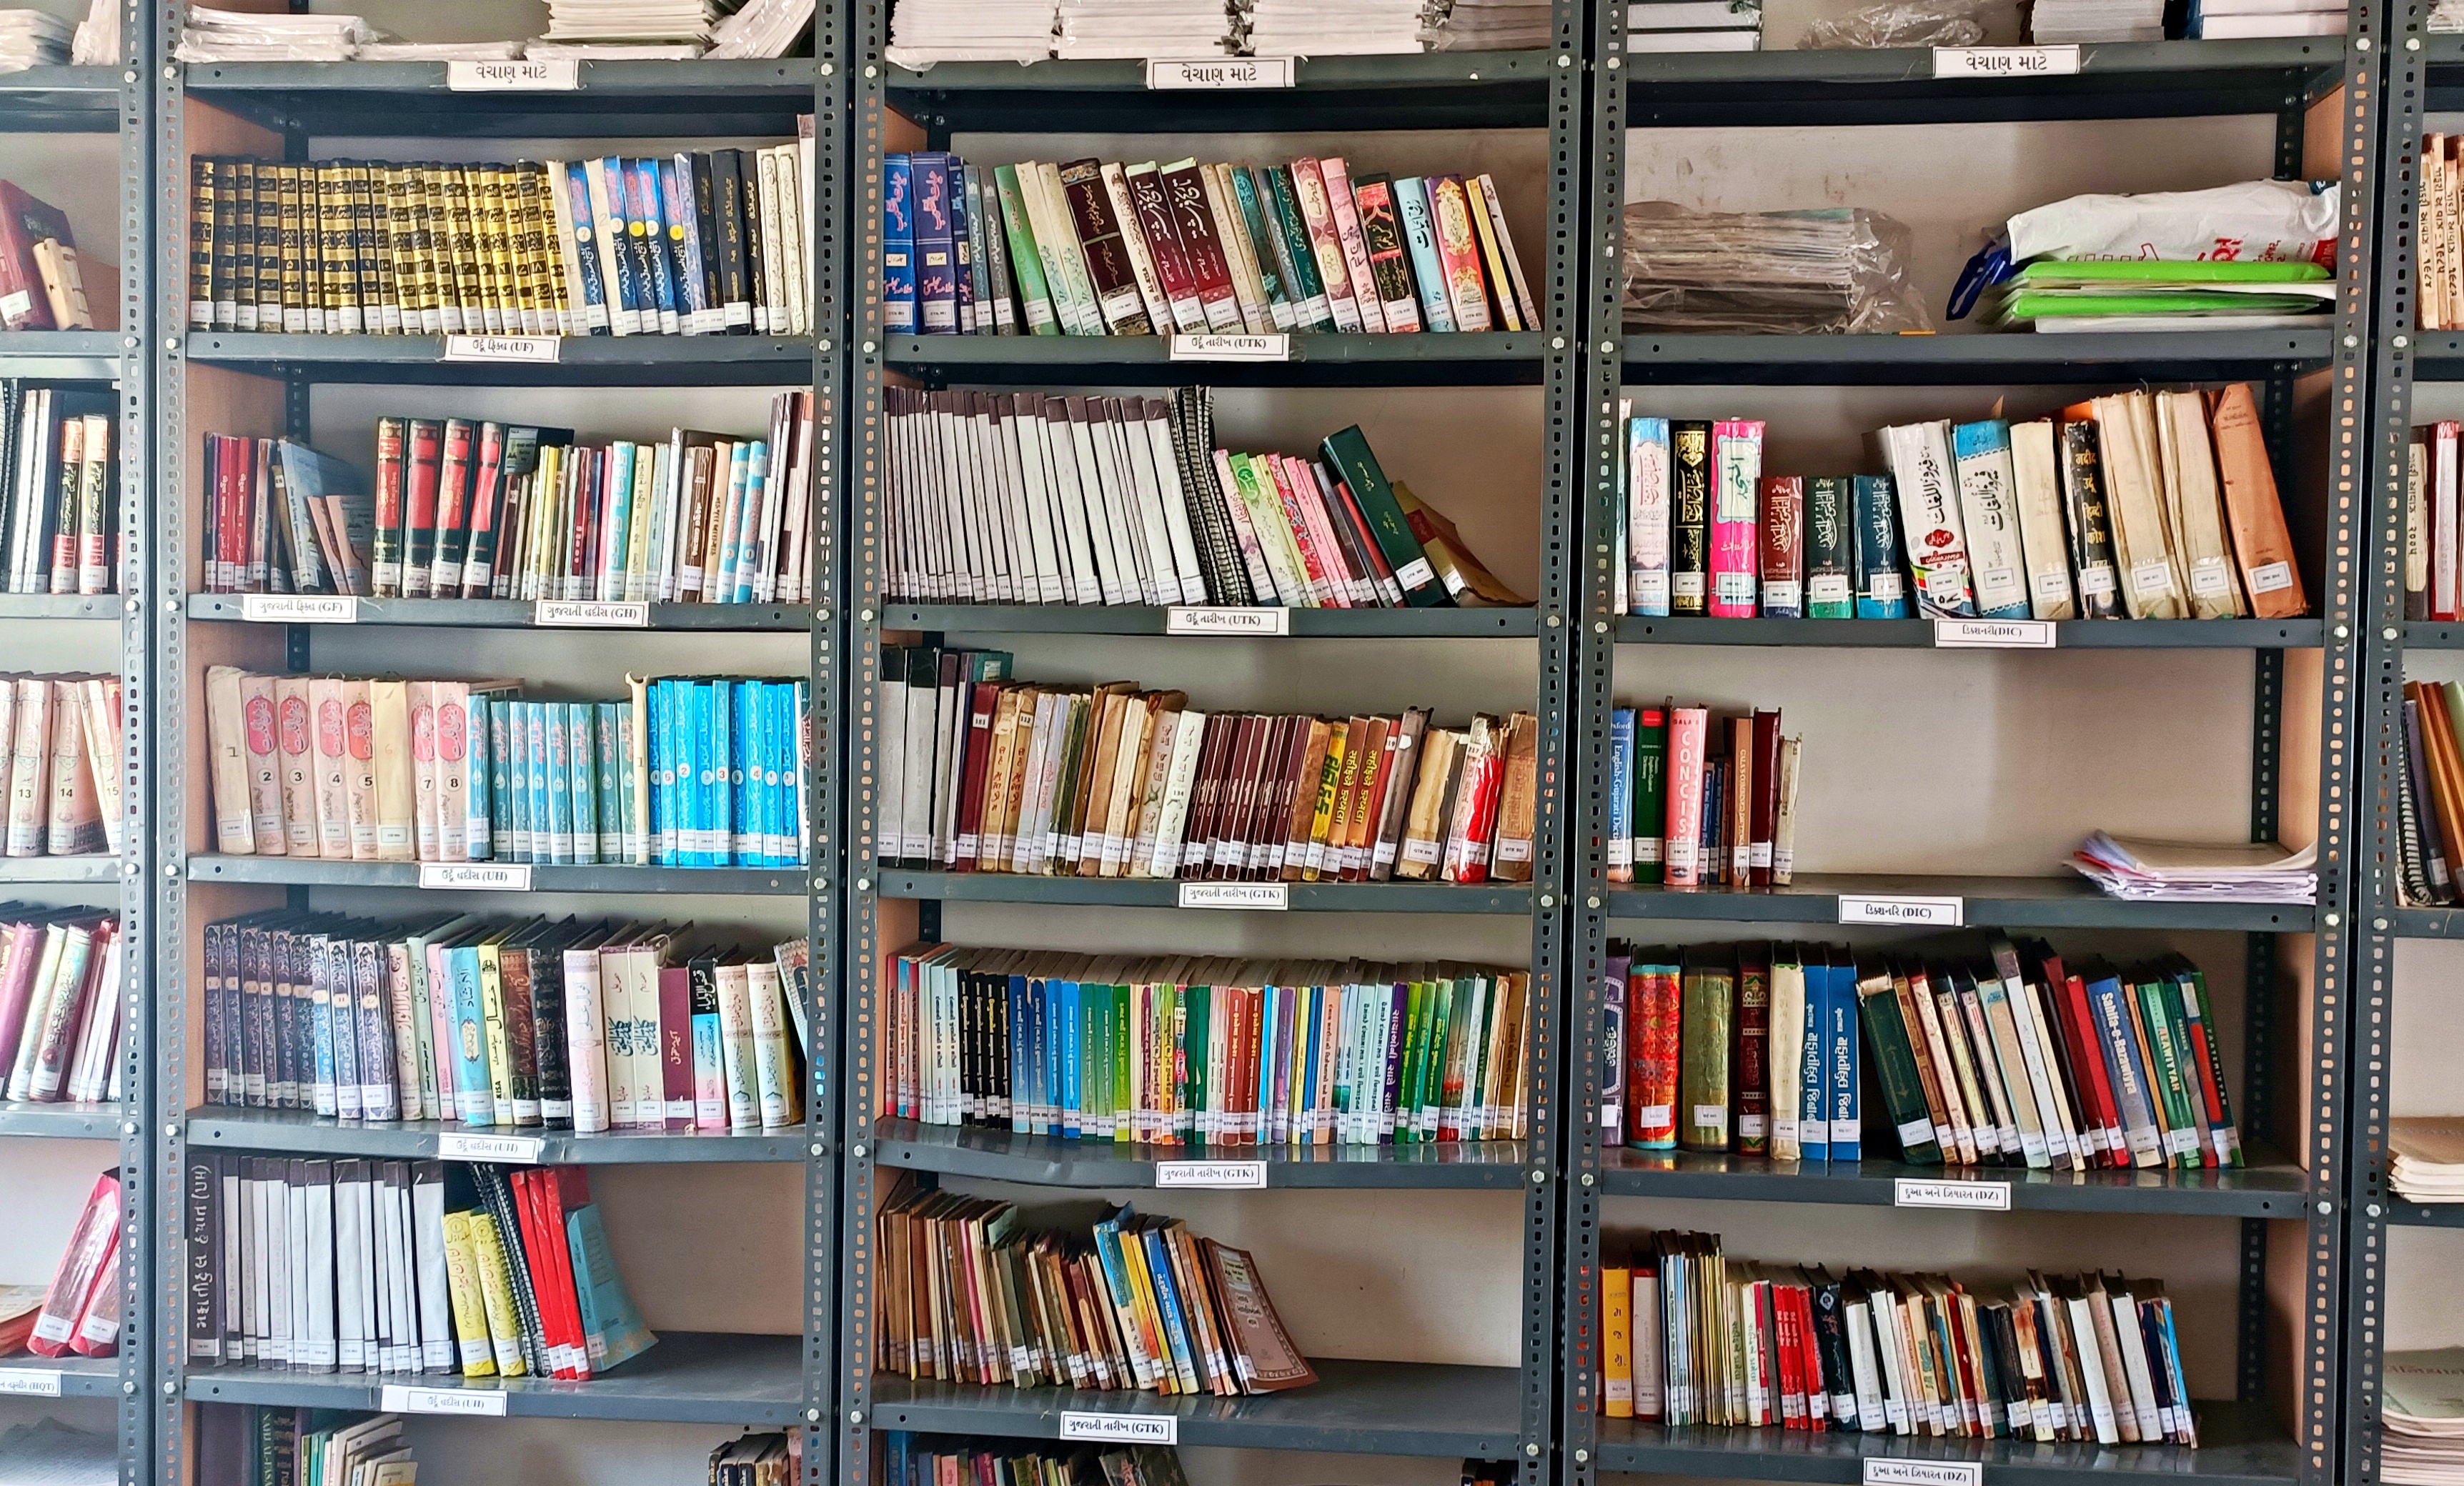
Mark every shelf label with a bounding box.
[239,594,359,624]
[1863,1463,1982,1486]
[1170,333,1290,362]
[1145,56,1294,89]
[437,1132,545,1164]
[1060,1412,1178,1445]
[1930,44,2079,77]
[0,1368,61,1397]
[447,59,580,91]
[534,599,650,628]
[1176,882,1288,911]
[1837,895,1964,927]
[1893,1178,2012,1212]
[1933,618,2055,649]
[1165,606,1289,637]
[379,1384,509,1417]
[442,334,561,364]
[1156,1160,1268,1189]
[418,863,533,892]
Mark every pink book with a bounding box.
[1661,707,1709,887]
[1265,457,1340,607]
[1709,419,1766,618]
[0,919,41,1074]
[1283,455,1359,607]
[1316,158,1389,334]
[425,940,456,1121]
[1286,159,1365,333]
[28,1171,117,1357]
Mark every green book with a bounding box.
[1997,290,2327,319]
[1227,166,1295,327]
[1113,981,1132,1144]
[1422,976,1454,1137]
[990,164,1061,336]
[1320,425,1447,608]
[1395,982,1424,1144]
[1678,950,1735,1152]
[1805,477,1857,618]
[2131,972,2201,1170]
[2170,960,2242,1166]
[2007,258,2332,285]
[1854,959,1944,1165]
[1633,704,1669,884]
[1187,982,1210,1147]
[1264,165,1336,331]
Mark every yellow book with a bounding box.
[1603,1262,1635,1417]
[439,1212,498,1377]
[475,932,517,1125]
[1304,725,1346,880]
[1464,174,1521,333]
[467,1210,528,1377]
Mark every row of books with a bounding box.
[884,1437,1183,1486]
[876,1180,1315,1397]
[202,669,812,868]
[884,387,1516,609]
[878,650,1541,884]
[709,1432,798,1486]
[885,151,1537,338]
[203,395,819,604]
[4,384,119,596]
[195,1410,414,1486]
[2,1170,119,1360]
[2404,420,2464,626]
[1616,387,2305,622]
[184,1155,655,1380]
[0,910,121,1106]
[1596,1235,2201,1447]
[0,675,122,858]
[187,140,817,339]
[2393,679,2464,905]
[1604,939,2243,1170]
[197,911,813,1137]
[883,944,1531,1145]
[2421,135,2464,332]
[1606,702,1799,889]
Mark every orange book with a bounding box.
[2205,383,2308,619]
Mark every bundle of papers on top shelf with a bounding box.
[1248,0,1419,54]
[2025,0,2165,41]
[1055,0,1233,58]
[707,0,816,56]
[0,9,71,71]
[2187,0,2347,36]
[354,40,525,60]
[1424,0,1556,49]
[885,0,1058,64]
[2068,834,2318,904]
[171,5,382,61]
[2384,1350,2464,1486]
[69,0,113,64]
[2393,1119,2464,1203]
[543,0,729,44]
[1625,0,1763,52]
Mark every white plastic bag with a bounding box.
[2005,179,2340,266]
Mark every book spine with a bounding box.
[1759,476,1804,619]
[1060,159,1153,335]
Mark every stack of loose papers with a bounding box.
[1423,0,1556,49]
[1981,259,2335,332]
[2393,1119,2464,1202]
[708,0,816,56]
[2027,0,2166,39]
[2189,0,2345,36]
[171,5,379,61]
[0,9,71,70]
[1626,0,1762,51]
[1248,0,1425,54]
[2070,834,2318,904]
[2385,1350,2464,1485]
[886,1,1058,63]
[541,0,727,46]
[1055,0,1234,59]
[354,40,524,59]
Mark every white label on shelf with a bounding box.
[534,599,650,628]
[442,334,561,364]
[1156,1160,1268,1189]
[0,1369,61,1397]
[1932,618,2055,649]
[1930,44,2079,76]
[437,1132,545,1163]
[239,594,359,624]
[1837,895,1964,927]
[1145,56,1294,89]
[1165,605,1289,637]
[1177,882,1288,910]
[1061,1412,1178,1445]
[379,1385,509,1417]
[1862,1462,1982,1486]
[447,59,580,90]
[1893,1178,2012,1212]
[418,863,533,892]
[1169,332,1290,362]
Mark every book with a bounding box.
[0,385,119,595]
[0,910,122,1105]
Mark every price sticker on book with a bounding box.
[1176,882,1288,911]
[379,1385,509,1417]
[1837,895,1963,927]
[1165,606,1289,637]
[1932,618,2055,649]
[0,1369,61,1397]
[447,59,580,90]
[437,1132,545,1163]
[239,594,359,624]
[1060,1413,1178,1445]
[1170,333,1291,363]
[1930,44,2079,76]
[1144,56,1294,89]
[1156,1160,1268,1189]
[418,863,534,892]
[1863,1462,1982,1486]
[442,334,561,364]
[534,599,650,628]
[1892,1178,2012,1212]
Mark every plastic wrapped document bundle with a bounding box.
[708,0,817,56]
[1424,0,1557,49]
[542,0,731,45]
[171,5,382,61]
[68,0,113,65]
[1249,0,1426,54]
[0,10,71,71]
[885,0,1058,63]
[1056,0,1234,58]
[2006,178,2340,267]
[2436,0,2464,30]
[1797,0,1994,47]
[1619,200,1931,334]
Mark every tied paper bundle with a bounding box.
[535,0,730,56]
[1621,201,1929,334]
[354,40,525,59]
[1246,0,1426,54]
[1975,179,2340,331]
[707,0,817,56]
[2392,1118,2464,1202]
[2026,0,2165,39]
[1055,0,1236,59]
[2068,834,2317,904]
[885,0,1058,63]
[1424,0,1558,49]
[171,4,381,61]
[1625,0,1764,52]
[2383,1350,2464,1486]
[0,9,71,71]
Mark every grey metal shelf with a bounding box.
[868,1358,1521,1457]
[0,1355,126,1397]
[0,854,120,883]
[184,594,806,631]
[187,1108,807,1164]
[873,1119,1531,1190]
[2389,906,2464,937]
[1616,616,2323,649]
[184,1330,804,1425]
[887,51,1555,133]
[1619,329,2334,385]
[0,594,129,620]
[0,65,121,132]
[880,869,1533,914]
[1608,874,2315,932]
[2384,1199,2464,1227]
[185,333,815,387]
[1598,1142,2309,1217]
[886,331,1547,388]
[884,604,1538,638]
[0,331,126,379]
[0,1102,124,1140]
[1593,1400,2297,1484]
[185,856,806,895]
[182,58,817,137]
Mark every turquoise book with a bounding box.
[567,1202,657,1370]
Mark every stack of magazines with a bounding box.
[2385,1350,2464,1486]
[885,0,1056,62]
[2069,834,2318,904]
[0,9,71,70]
[1248,0,1425,53]
[537,0,727,56]
[1425,0,1556,48]
[1055,0,1230,57]
[2393,1119,2464,1203]
[2027,0,2167,39]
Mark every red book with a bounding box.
[401,419,444,597]
[1213,714,1269,879]
[211,434,247,594]
[0,181,74,331]
[371,417,407,597]
[1794,1287,1828,1429]
[1736,945,1770,1153]
[2052,960,2127,1166]
[521,1170,587,1380]
[658,964,694,1132]
[1347,721,1400,883]
[500,1171,565,1376]
[64,1229,119,1357]
[1158,159,1239,334]
[1258,715,1306,874]
[1661,707,1709,887]
[1122,163,1201,334]
[1177,715,1237,875]
[1328,476,1400,603]
[461,422,507,597]
[1626,961,1679,1146]
[540,1167,597,1375]
[1758,476,1805,618]
[568,447,600,596]
[1263,457,1336,607]
[1749,707,1782,888]
[28,1170,116,1357]
[429,417,475,593]
[1773,1281,1805,1427]
[953,681,1003,871]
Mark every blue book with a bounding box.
[545,702,572,864]
[1608,709,1634,878]
[500,705,527,862]
[599,441,635,602]
[562,163,611,334]
[2086,966,2163,1166]
[1059,979,1082,1138]
[950,161,980,334]
[886,1434,908,1486]
[1826,947,1860,1160]
[1140,1226,1203,1386]
[596,158,643,332]
[1599,962,1625,1147]
[596,702,623,861]
[1629,418,1674,617]
[309,955,339,1116]
[661,156,710,334]
[1030,977,1053,1135]
[525,702,550,865]
[882,154,918,334]
[1949,420,2030,619]
[707,680,734,865]
[1008,974,1031,1134]
[1797,945,1828,1162]
[448,944,494,1125]
[466,696,492,862]
[773,682,795,864]
[734,680,758,862]
[565,1204,657,1370]
[567,702,599,864]
[627,158,680,335]
[667,679,692,866]
[911,153,959,335]
[1392,176,1457,332]
[614,699,641,864]
[1852,474,1910,619]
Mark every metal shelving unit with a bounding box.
[1560,1,2375,1481]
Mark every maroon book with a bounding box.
[1058,159,1152,335]
[402,419,445,598]
[1159,161,1241,334]
[1757,476,1806,619]
[0,181,74,331]
[1123,164,1201,334]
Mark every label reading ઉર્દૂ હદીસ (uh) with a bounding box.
[437,1131,545,1163]
[418,863,534,892]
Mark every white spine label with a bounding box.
[1156,1160,1268,1189]
[1060,1413,1178,1444]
